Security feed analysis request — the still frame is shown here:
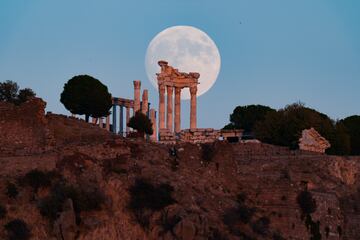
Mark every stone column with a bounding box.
[119,106,124,135]
[133,80,141,113]
[142,89,148,115]
[99,117,103,128]
[150,108,157,141]
[174,87,181,133]
[166,86,173,132]
[112,105,117,133]
[190,86,197,129]
[126,107,130,133]
[106,115,110,131]
[158,84,166,130]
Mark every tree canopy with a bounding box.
[127,111,153,137]
[341,115,360,155]
[254,103,350,155]
[0,80,36,105]
[224,105,275,133]
[60,75,112,122]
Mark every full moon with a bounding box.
[145,26,221,99]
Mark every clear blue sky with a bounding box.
[1,0,359,129]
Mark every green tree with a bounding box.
[225,105,275,133]
[327,122,351,155]
[128,111,153,137]
[60,75,112,122]
[341,115,360,155]
[0,80,36,105]
[0,80,18,102]
[254,103,347,154]
[17,88,36,104]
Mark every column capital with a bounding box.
[190,86,197,95]
[175,87,182,94]
[166,85,173,92]
[159,84,166,91]
[133,80,141,89]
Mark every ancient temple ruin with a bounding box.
[156,60,200,134]
[70,61,241,143]
[156,60,242,143]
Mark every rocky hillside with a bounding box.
[0,98,359,240]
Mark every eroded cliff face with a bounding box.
[0,99,359,240]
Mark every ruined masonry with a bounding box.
[156,60,242,144]
[299,128,331,153]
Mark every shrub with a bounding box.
[209,227,229,240]
[0,204,7,219]
[0,80,36,105]
[158,210,181,237]
[129,179,175,212]
[22,170,54,192]
[128,179,176,228]
[272,232,285,240]
[127,111,153,137]
[4,219,31,240]
[251,217,270,236]
[201,143,216,164]
[297,190,317,217]
[6,182,19,199]
[223,193,256,232]
[39,182,105,222]
[305,215,322,240]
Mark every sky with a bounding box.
[0,0,359,129]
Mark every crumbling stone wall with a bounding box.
[0,98,54,156]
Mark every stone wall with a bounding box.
[0,98,54,156]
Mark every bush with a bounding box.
[223,193,256,232]
[341,115,360,155]
[4,219,31,240]
[251,217,270,236]
[297,190,317,217]
[305,215,322,240]
[6,182,19,199]
[158,210,181,237]
[129,179,175,211]
[128,179,176,228]
[0,80,36,105]
[201,143,216,164]
[22,170,54,192]
[39,182,105,222]
[0,204,7,219]
[127,111,153,137]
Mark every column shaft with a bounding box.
[126,107,130,133]
[119,106,124,135]
[133,80,141,113]
[112,105,117,133]
[142,89,149,115]
[190,86,197,129]
[150,109,157,141]
[166,86,173,131]
[106,115,110,131]
[158,84,166,130]
[99,117,103,128]
[174,87,181,133]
